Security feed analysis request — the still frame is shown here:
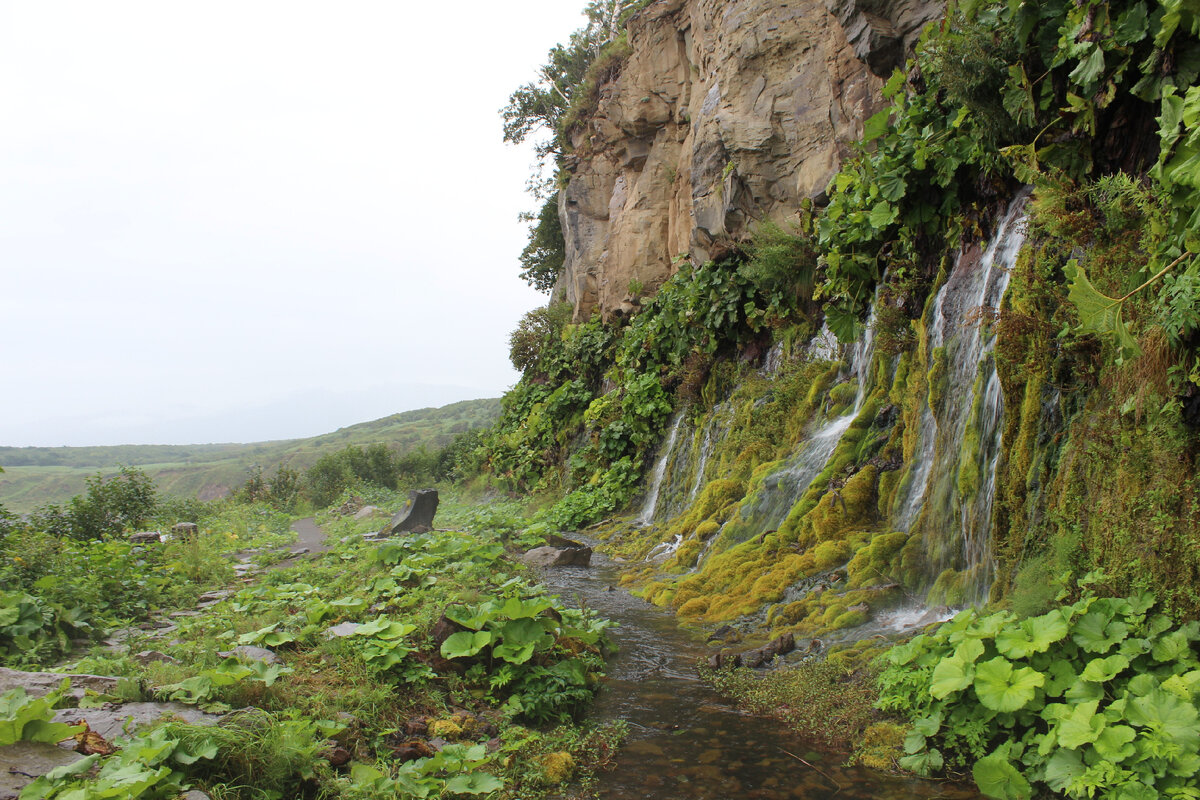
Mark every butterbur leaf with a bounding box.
[440,630,492,659]
[931,654,975,698]
[1080,653,1130,682]
[1069,44,1105,90]
[1094,724,1137,760]
[444,772,504,795]
[898,748,943,776]
[1043,748,1085,793]
[1063,261,1142,360]
[973,657,1045,712]
[973,753,1032,800]
[1055,700,1104,748]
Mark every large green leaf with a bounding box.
[440,630,492,659]
[974,657,1045,712]
[997,611,1070,659]
[1055,699,1105,748]
[931,655,975,699]
[444,772,504,795]
[1126,689,1200,750]
[973,753,1032,800]
[1063,261,1142,359]
[1072,610,1130,654]
[1080,654,1131,683]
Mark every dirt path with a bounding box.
[290,517,328,554]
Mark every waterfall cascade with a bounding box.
[627,191,1030,616]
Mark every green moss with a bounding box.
[928,568,968,607]
[927,346,948,412]
[813,540,853,570]
[830,608,869,630]
[538,751,576,784]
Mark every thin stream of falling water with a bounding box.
[895,192,1029,601]
[637,410,686,526]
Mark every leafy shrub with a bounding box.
[878,580,1200,799]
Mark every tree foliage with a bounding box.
[518,197,566,293]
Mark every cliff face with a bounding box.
[554,0,942,320]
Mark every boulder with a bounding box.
[134,650,179,666]
[171,522,199,541]
[736,632,798,669]
[353,505,380,520]
[520,543,592,568]
[129,530,161,544]
[381,490,439,536]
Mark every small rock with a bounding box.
[353,505,379,520]
[197,590,231,602]
[325,622,361,638]
[169,610,201,619]
[324,745,352,767]
[128,531,162,544]
[380,489,440,536]
[54,702,221,740]
[217,645,282,665]
[181,792,212,800]
[290,547,311,556]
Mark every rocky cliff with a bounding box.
[553,0,943,320]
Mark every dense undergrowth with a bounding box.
[0,484,622,799]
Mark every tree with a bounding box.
[519,197,566,293]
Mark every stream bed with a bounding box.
[539,553,979,800]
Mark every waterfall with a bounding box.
[806,322,840,362]
[731,289,882,539]
[636,410,687,526]
[688,400,732,502]
[896,191,1030,604]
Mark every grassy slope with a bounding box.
[0,398,499,512]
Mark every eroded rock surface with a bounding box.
[554,0,944,321]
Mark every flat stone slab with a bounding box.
[0,742,84,799]
[325,622,361,638]
[0,668,120,700]
[54,702,222,741]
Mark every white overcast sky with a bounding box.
[0,1,586,447]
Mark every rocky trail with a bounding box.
[0,519,329,799]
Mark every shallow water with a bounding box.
[539,554,979,800]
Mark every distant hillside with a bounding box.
[0,398,499,512]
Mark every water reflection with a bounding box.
[539,553,979,800]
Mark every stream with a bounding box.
[539,553,978,799]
